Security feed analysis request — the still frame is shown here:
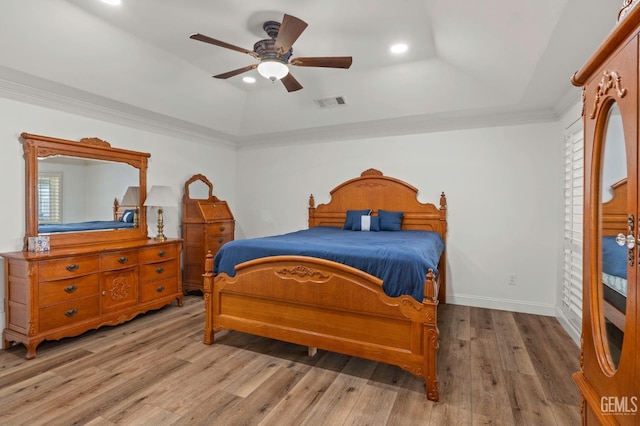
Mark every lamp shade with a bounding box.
[257,60,289,81]
[120,186,140,205]
[144,185,176,207]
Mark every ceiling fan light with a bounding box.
[257,61,289,81]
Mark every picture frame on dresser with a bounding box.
[181,174,235,294]
[1,133,183,359]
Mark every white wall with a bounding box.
[0,97,237,332]
[237,121,564,316]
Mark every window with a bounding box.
[562,118,583,331]
[38,172,62,223]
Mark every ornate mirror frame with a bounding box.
[183,173,216,202]
[22,132,150,250]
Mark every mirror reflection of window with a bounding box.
[38,172,62,223]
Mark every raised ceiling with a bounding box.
[0,0,623,146]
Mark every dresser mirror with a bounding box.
[22,133,151,250]
[184,173,214,200]
[599,102,627,370]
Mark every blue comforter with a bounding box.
[39,221,134,233]
[603,235,627,279]
[214,226,445,302]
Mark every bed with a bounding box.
[202,168,447,401]
[601,178,628,330]
[38,198,137,233]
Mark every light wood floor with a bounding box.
[0,296,581,425]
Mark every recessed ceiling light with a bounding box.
[101,0,122,5]
[242,76,256,84]
[390,43,408,54]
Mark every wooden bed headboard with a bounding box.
[602,178,627,236]
[308,168,447,241]
[113,198,138,226]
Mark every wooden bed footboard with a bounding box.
[202,252,441,401]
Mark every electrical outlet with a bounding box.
[508,273,517,285]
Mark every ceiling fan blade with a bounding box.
[274,14,308,57]
[281,73,303,92]
[290,56,353,69]
[190,33,258,58]
[213,64,257,79]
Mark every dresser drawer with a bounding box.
[38,275,99,306]
[39,296,100,332]
[206,222,234,237]
[140,277,178,302]
[38,256,100,282]
[139,245,177,263]
[100,250,139,271]
[206,234,234,253]
[140,260,178,283]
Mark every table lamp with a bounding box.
[144,185,175,241]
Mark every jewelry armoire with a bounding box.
[572,2,640,424]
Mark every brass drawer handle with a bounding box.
[156,286,165,293]
[156,267,164,274]
[218,238,223,244]
[66,264,79,272]
[64,285,78,294]
[118,256,128,264]
[157,250,166,257]
[220,226,225,232]
[64,308,78,317]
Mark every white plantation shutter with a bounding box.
[562,118,584,330]
[38,172,62,224]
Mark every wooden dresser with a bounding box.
[182,174,234,293]
[2,239,183,359]
[3,133,184,359]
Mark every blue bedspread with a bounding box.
[39,221,134,233]
[214,226,445,302]
[603,236,627,279]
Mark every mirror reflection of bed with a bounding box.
[601,177,627,364]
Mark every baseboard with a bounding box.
[554,307,581,346]
[448,293,556,316]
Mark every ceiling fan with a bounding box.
[190,14,353,92]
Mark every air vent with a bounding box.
[314,95,348,108]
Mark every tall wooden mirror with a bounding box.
[599,103,627,370]
[22,133,150,250]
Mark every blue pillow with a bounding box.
[378,209,403,231]
[121,209,135,223]
[343,209,372,230]
[352,215,380,231]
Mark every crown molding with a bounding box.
[0,67,560,151]
[236,107,559,150]
[0,68,237,148]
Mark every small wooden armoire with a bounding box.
[181,174,234,293]
[571,2,640,424]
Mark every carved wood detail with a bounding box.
[275,266,330,282]
[619,0,639,22]
[108,278,130,301]
[589,70,627,119]
[401,299,423,312]
[80,137,111,147]
[402,364,423,376]
[360,168,383,177]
